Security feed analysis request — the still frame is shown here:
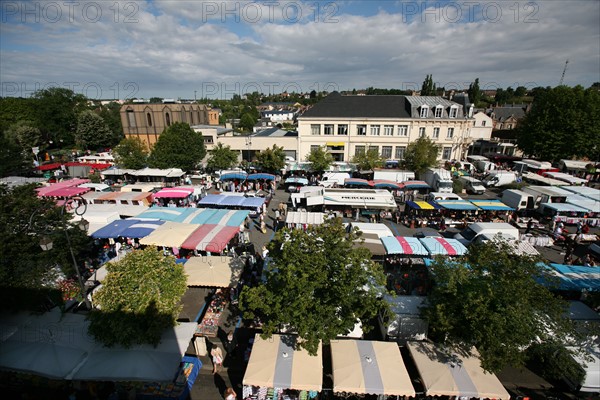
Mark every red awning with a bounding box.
[180,225,240,253]
[36,163,62,171]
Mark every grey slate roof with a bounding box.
[300,92,411,118]
[489,106,526,121]
[253,127,298,137]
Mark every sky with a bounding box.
[1,0,599,100]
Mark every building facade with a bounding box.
[120,103,213,147]
[297,92,475,163]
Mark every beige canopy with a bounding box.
[407,342,510,400]
[243,334,322,391]
[139,221,200,248]
[184,256,243,287]
[285,211,325,225]
[331,340,415,397]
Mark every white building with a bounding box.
[297,92,475,163]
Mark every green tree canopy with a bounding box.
[239,113,257,132]
[97,101,125,147]
[32,87,88,146]
[4,121,41,151]
[351,147,385,171]
[516,85,600,162]
[240,218,389,355]
[0,184,94,310]
[421,74,436,96]
[403,137,440,176]
[75,110,114,151]
[113,137,149,169]
[0,133,29,177]
[305,145,333,173]
[88,247,187,347]
[207,142,239,171]
[0,97,38,135]
[148,122,206,171]
[468,78,482,105]
[421,241,578,373]
[254,144,286,173]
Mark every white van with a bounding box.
[458,176,485,195]
[427,192,462,201]
[482,171,517,187]
[318,172,350,188]
[501,189,535,213]
[454,222,520,246]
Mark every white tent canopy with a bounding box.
[0,308,196,382]
[331,340,415,397]
[139,221,201,248]
[407,341,510,400]
[184,256,244,287]
[285,211,325,226]
[243,334,322,391]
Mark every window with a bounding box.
[368,145,379,153]
[435,106,443,118]
[398,125,408,136]
[311,145,320,152]
[395,146,406,160]
[204,136,214,144]
[419,127,426,137]
[447,127,454,138]
[384,125,394,136]
[357,125,366,135]
[354,145,365,156]
[420,106,429,118]
[324,124,334,135]
[165,112,171,126]
[442,146,452,160]
[126,110,136,127]
[381,146,392,159]
[337,124,348,135]
[146,112,152,127]
[370,125,380,136]
[449,106,458,118]
[507,124,513,129]
[481,120,486,127]
[311,124,321,135]
[433,127,440,138]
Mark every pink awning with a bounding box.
[180,224,240,253]
[153,187,195,199]
[40,187,91,198]
[36,179,91,195]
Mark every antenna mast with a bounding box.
[559,59,569,85]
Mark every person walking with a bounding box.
[211,346,223,374]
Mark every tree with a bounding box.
[514,86,528,97]
[5,121,42,150]
[517,85,600,162]
[32,87,88,146]
[0,133,29,177]
[421,241,578,373]
[351,147,384,171]
[97,101,125,147]
[0,97,38,135]
[254,144,286,173]
[113,137,149,169]
[88,247,187,347]
[148,122,206,171]
[207,142,239,171]
[75,110,114,151]
[305,145,333,173]
[468,78,482,105]
[0,184,94,311]
[240,218,389,355]
[404,137,440,176]
[239,113,257,132]
[421,74,436,96]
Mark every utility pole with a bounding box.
[559,59,569,86]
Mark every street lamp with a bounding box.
[29,196,91,310]
[245,135,252,171]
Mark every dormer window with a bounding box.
[420,106,429,118]
[449,105,458,118]
[434,105,443,118]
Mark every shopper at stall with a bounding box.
[211,346,224,374]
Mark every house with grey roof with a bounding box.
[297,92,475,163]
[487,104,530,130]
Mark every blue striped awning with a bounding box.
[469,200,514,211]
[436,200,480,211]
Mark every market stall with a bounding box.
[381,237,430,295]
[182,208,249,227]
[354,233,386,258]
[330,340,415,397]
[194,288,230,338]
[402,200,442,228]
[243,334,322,400]
[469,200,515,221]
[372,180,401,190]
[139,222,202,248]
[35,178,90,196]
[183,256,244,287]
[406,341,510,400]
[344,178,373,188]
[71,210,120,235]
[180,224,241,254]
[542,263,600,292]
[419,237,468,256]
[81,203,150,218]
[136,207,198,223]
[435,199,480,227]
[247,173,276,181]
[117,219,166,238]
[132,355,202,400]
[381,236,429,257]
[285,211,325,228]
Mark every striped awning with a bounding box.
[469,200,514,211]
[243,334,322,391]
[331,340,415,397]
[179,225,240,253]
[138,222,201,248]
[405,201,441,210]
[381,236,429,256]
[419,237,467,256]
[436,200,480,211]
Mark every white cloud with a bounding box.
[1,0,598,99]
